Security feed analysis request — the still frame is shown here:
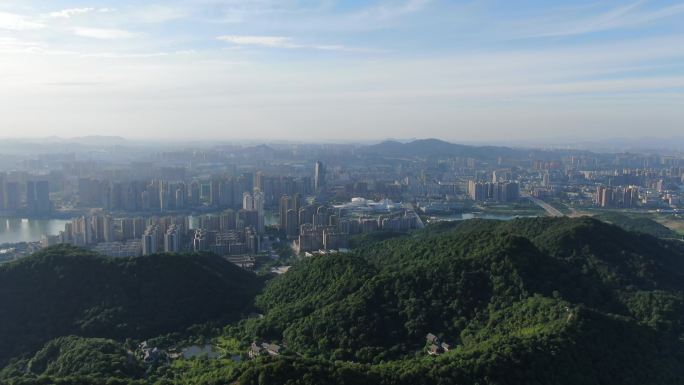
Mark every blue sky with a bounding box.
[1,0,683,142]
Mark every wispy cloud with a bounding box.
[0,37,74,55]
[132,5,187,23]
[217,35,291,47]
[48,8,114,19]
[216,35,348,51]
[0,11,44,30]
[353,0,432,21]
[534,1,684,37]
[72,27,135,40]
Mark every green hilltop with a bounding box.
[2,217,684,385]
[0,245,263,368]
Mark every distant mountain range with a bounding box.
[358,138,582,161]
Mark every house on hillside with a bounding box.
[425,333,452,356]
[249,342,263,359]
[249,341,282,359]
[264,343,281,356]
[427,344,441,356]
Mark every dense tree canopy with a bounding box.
[2,218,684,385]
[0,245,263,366]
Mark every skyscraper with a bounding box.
[0,172,5,210]
[241,190,264,233]
[103,216,114,243]
[164,225,181,253]
[279,195,292,230]
[253,189,265,233]
[3,181,20,211]
[286,209,299,238]
[143,225,159,255]
[243,191,254,210]
[24,180,51,215]
[314,161,326,192]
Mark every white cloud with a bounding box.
[48,8,115,19]
[216,35,354,51]
[0,11,44,31]
[133,5,186,23]
[353,0,431,21]
[72,27,135,40]
[51,8,89,18]
[533,1,684,37]
[216,35,292,47]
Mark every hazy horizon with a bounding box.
[1,0,683,141]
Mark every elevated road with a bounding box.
[525,196,565,217]
[403,203,425,229]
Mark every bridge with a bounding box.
[525,196,565,217]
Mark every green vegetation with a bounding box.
[594,212,679,238]
[3,217,684,384]
[238,217,684,383]
[0,245,262,366]
[477,200,546,216]
[1,336,144,381]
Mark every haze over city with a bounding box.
[1,0,684,141]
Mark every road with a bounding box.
[403,203,425,228]
[525,196,565,217]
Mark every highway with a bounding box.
[403,203,426,228]
[525,196,565,217]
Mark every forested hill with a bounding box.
[0,245,262,366]
[241,217,684,385]
[2,218,684,385]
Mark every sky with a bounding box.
[0,0,683,143]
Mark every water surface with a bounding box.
[0,218,70,244]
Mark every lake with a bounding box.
[0,218,70,244]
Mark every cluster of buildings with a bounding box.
[6,140,683,264]
[595,186,640,208]
[286,199,421,253]
[0,173,51,216]
[248,342,281,359]
[76,173,313,214]
[467,180,520,203]
[425,333,452,356]
[42,214,189,257]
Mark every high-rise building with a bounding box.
[468,180,519,203]
[286,209,299,238]
[623,186,639,208]
[298,205,316,225]
[35,180,50,214]
[71,216,92,246]
[164,225,181,253]
[4,181,21,211]
[0,172,5,210]
[253,190,265,233]
[159,181,168,212]
[142,225,159,255]
[133,217,146,239]
[210,180,221,207]
[175,185,186,209]
[220,209,236,231]
[293,193,302,214]
[103,216,115,243]
[314,161,326,192]
[242,190,264,233]
[243,191,254,210]
[596,186,614,207]
[120,218,135,240]
[279,195,292,230]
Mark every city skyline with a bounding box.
[1,0,684,141]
